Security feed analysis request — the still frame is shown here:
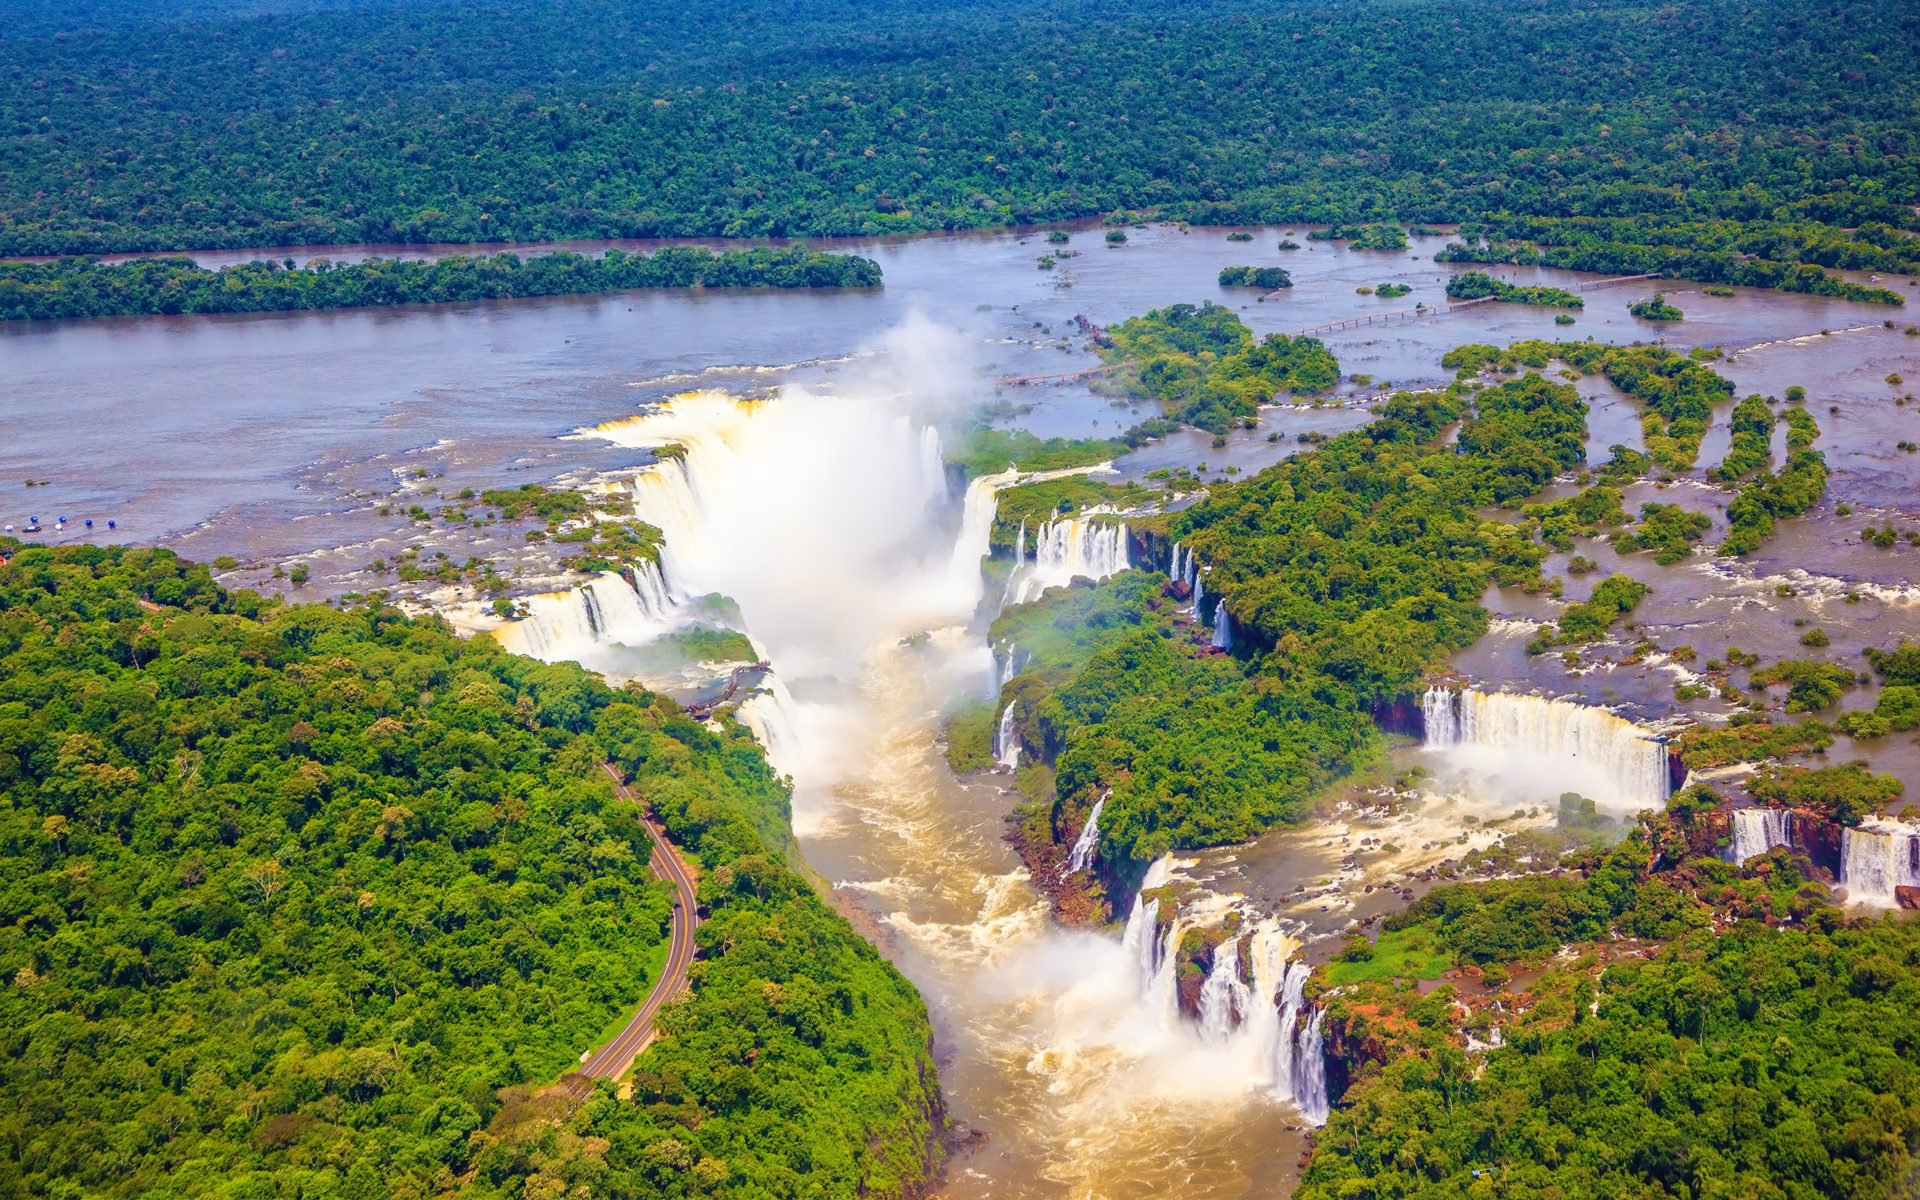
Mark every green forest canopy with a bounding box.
[0,543,940,1200]
[0,247,882,322]
[0,0,1916,253]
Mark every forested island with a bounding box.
[0,247,882,321]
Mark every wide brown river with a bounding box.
[6,224,1918,1197]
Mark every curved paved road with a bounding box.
[563,763,701,1098]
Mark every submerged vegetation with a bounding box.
[0,247,883,321]
[0,542,940,1199]
[1215,265,1294,290]
[1629,293,1687,321]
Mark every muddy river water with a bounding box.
[6,225,1919,1197]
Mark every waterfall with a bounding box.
[951,468,1023,599]
[1196,936,1249,1041]
[1115,860,1327,1123]
[1169,541,1184,582]
[1012,517,1131,603]
[496,567,682,662]
[1147,915,1187,1027]
[1292,1010,1330,1126]
[1840,822,1920,906]
[919,424,946,505]
[1067,795,1106,873]
[1120,856,1177,995]
[1192,570,1204,617]
[1211,600,1233,651]
[737,672,803,763]
[1015,519,1027,563]
[1121,894,1163,998]
[1421,686,1669,815]
[994,702,1021,770]
[1272,959,1309,1097]
[1728,809,1792,864]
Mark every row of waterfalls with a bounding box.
[494,560,680,663]
[1119,859,1330,1125]
[1007,516,1132,604]
[1727,807,1919,907]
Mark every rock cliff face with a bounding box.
[1320,1001,1380,1106]
[1789,809,1843,877]
[1371,695,1424,739]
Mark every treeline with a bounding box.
[0,542,940,1199]
[0,246,882,321]
[1098,301,1339,435]
[1462,213,1920,275]
[1,0,1917,253]
[1444,270,1582,307]
[1438,237,1905,305]
[1302,817,1920,1200]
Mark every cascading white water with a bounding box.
[1114,859,1327,1124]
[1272,959,1310,1099]
[1197,936,1249,1041]
[1840,822,1920,906]
[1292,1011,1330,1126]
[994,702,1022,770]
[1728,809,1792,864]
[1421,686,1669,816]
[1067,795,1106,873]
[1012,517,1131,603]
[1211,600,1233,651]
[1169,541,1184,583]
[490,333,1322,1192]
[1192,567,1204,617]
[495,566,682,664]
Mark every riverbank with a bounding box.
[0,245,881,321]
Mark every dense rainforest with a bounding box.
[0,0,1916,254]
[1299,810,1920,1200]
[0,247,881,321]
[0,543,941,1200]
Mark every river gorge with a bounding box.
[8,222,1920,1197]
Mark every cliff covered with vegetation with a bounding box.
[0,542,941,1200]
[1300,796,1920,1200]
